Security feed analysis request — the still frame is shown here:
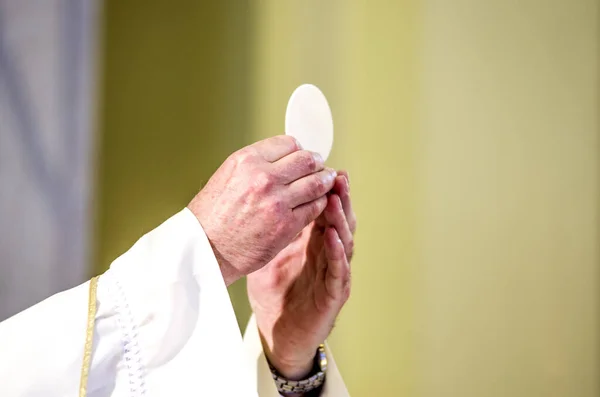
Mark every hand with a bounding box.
[247,171,356,381]
[187,136,337,285]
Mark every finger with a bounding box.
[292,195,328,229]
[330,175,346,198]
[286,168,337,208]
[324,194,354,260]
[250,135,301,162]
[313,175,345,229]
[324,227,351,302]
[337,169,350,184]
[332,172,356,234]
[271,150,324,183]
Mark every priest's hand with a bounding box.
[188,136,336,285]
[247,171,356,381]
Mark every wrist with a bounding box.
[267,353,314,380]
[258,327,316,380]
[210,247,242,286]
[188,206,242,286]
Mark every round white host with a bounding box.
[285,84,334,161]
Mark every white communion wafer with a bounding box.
[285,84,334,161]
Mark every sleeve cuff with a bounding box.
[100,208,255,395]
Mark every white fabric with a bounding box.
[0,208,349,396]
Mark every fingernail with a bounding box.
[313,152,323,165]
[328,168,338,180]
[293,137,303,150]
[343,175,350,192]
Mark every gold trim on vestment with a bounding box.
[79,276,99,397]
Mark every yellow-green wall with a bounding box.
[248,2,420,395]
[97,2,599,396]
[96,2,255,322]
[417,2,599,396]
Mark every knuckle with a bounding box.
[299,202,318,225]
[300,151,317,171]
[231,148,255,167]
[253,171,275,192]
[310,177,325,196]
[307,197,326,221]
[347,238,355,253]
[282,135,302,151]
[275,218,292,238]
[268,197,287,217]
[310,200,322,217]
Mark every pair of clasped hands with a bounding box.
[187,135,356,381]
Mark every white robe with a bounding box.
[0,209,349,396]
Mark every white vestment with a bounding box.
[0,209,349,396]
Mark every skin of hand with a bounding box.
[187,135,337,286]
[247,171,356,383]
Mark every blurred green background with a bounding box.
[95,1,599,396]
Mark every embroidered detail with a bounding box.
[103,269,147,397]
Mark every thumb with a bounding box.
[324,228,351,303]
